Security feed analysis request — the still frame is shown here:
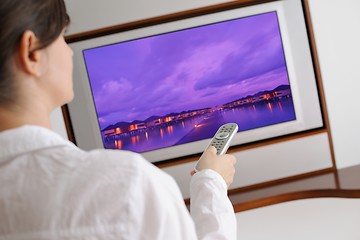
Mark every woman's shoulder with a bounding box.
[75,148,176,188]
[83,149,157,174]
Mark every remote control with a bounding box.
[194,123,238,172]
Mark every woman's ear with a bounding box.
[18,30,44,77]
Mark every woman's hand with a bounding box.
[191,146,237,187]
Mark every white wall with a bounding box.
[236,198,360,240]
[64,0,233,35]
[53,2,360,237]
[55,0,360,198]
[306,0,360,169]
[57,0,360,171]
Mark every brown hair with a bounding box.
[0,0,70,105]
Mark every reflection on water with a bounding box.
[103,98,296,153]
[131,135,140,144]
[114,140,122,149]
[167,125,174,134]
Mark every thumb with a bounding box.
[205,145,217,155]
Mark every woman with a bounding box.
[0,0,237,239]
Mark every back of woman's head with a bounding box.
[0,0,70,106]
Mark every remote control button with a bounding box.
[215,132,229,140]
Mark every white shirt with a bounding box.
[0,125,236,240]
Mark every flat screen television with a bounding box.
[67,0,323,163]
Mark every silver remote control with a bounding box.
[195,123,238,172]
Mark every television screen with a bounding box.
[83,12,296,153]
[68,0,323,163]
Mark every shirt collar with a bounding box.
[0,125,76,158]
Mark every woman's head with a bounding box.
[0,0,70,107]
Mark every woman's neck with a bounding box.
[0,102,51,131]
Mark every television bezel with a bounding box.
[65,0,324,164]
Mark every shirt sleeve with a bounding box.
[131,156,199,240]
[190,169,237,240]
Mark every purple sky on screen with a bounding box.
[83,11,290,128]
